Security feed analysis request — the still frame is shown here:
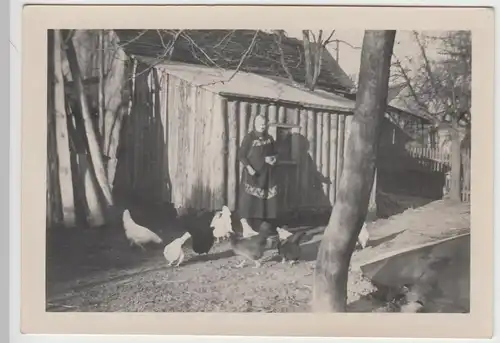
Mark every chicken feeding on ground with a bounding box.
[122,209,163,250]
[210,206,233,243]
[240,218,259,238]
[228,231,269,268]
[163,232,191,267]
[276,227,307,265]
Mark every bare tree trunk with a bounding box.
[449,122,462,201]
[103,31,129,188]
[302,30,314,88]
[311,30,324,89]
[63,30,114,213]
[312,30,396,312]
[272,30,295,83]
[66,101,106,227]
[51,30,76,228]
[98,30,106,146]
[47,32,63,228]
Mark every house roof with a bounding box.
[145,59,357,112]
[387,83,433,123]
[114,29,354,93]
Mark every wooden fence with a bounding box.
[406,146,471,202]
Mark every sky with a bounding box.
[283,29,444,84]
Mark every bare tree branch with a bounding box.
[181,31,222,69]
[117,30,148,49]
[272,30,295,82]
[198,30,260,87]
[323,30,336,45]
[212,30,236,49]
[127,30,183,81]
[412,31,449,114]
[335,39,362,50]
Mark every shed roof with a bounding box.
[152,60,357,112]
[114,29,354,93]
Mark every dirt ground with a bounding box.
[46,199,470,313]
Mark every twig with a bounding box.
[323,30,336,46]
[392,54,437,124]
[125,30,183,82]
[197,30,260,87]
[117,30,148,49]
[228,30,259,81]
[213,30,236,49]
[181,31,222,69]
[334,39,362,50]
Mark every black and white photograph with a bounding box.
[45,27,472,314]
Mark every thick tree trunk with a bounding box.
[449,119,462,201]
[312,30,396,312]
[50,30,76,228]
[63,30,114,212]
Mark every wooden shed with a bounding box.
[114,58,359,215]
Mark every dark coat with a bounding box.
[237,130,278,220]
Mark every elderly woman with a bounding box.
[237,115,278,234]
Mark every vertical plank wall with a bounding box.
[126,68,353,213]
[166,74,225,211]
[224,98,352,214]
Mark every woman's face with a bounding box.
[254,116,266,133]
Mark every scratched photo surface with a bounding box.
[44,28,472,314]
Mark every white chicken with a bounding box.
[163,232,192,267]
[240,218,259,238]
[122,209,163,250]
[210,205,233,243]
[276,226,293,240]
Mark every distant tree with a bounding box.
[392,30,471,200]
[312,30,396,312]
[272,29,336,91]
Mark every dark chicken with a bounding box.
[180,212,216,255]
[228,231,269,268]
[188,225,215,255]
[277,230,307,264]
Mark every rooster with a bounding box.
[228,231,269,268]
[276,227,306,265]
[240,218,259,238]
[210,206,233,243]
[163,232,191,267]
[122,209,163,250]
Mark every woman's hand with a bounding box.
[246,165,256,176]
[265,156,277,165]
